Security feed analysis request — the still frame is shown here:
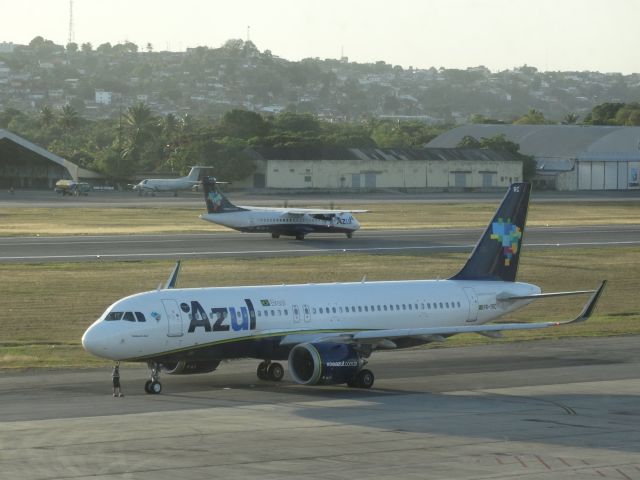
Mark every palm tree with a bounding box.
[563,113,579,124]
[59,105,80,131]
[121,102,159,167]
[39,105,55,127]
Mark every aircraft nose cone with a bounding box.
[81,325,100,355]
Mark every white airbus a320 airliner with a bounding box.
[82,183,606,394]
[199,176,367,240]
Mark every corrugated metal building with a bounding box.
[427,125,640,191]
[243,147,522,190]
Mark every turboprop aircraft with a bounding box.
[131,166,209,196]
[82,183,606,394]
[199,176,367,240]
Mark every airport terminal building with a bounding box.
[427,125,640,191]
[0,129,100,188]
[244,147,522,191]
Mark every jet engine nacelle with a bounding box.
[288,343,362,385]
[160,360,221,375]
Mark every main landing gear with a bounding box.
[256,360,285,382]
[144,362,163,394]
[347,369,375,389]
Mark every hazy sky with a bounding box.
[2,0,639,73]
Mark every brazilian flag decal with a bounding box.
[260,299,270,306]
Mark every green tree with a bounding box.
[59,105,80,131]
[220,109,269,138]
[563,113,579,124]
[39,105,56,127]
[513,108,549,125]
[121,102,159,170]
[456,135,481,148]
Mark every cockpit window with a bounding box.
[106,311,146,322]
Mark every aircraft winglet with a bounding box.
[164,260,181,289]
[567,280,607,323]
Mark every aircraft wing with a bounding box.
[279,281,606,347]
[236,206,368,215]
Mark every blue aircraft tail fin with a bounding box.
[202,176,244,214]
[451,183,531,282]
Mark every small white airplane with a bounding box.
[82,183,606,394]
[132,166,209,196]
[199,177,367,240]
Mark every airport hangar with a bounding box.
[0,129,100,189]
[0,131,523,192]
[427,124,640,191]
[240,146,523,191]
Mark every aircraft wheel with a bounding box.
[355,369,374,389]
[346,376,359,388]
[257,362,269,380]
[267,362,284,381]
[295,233,305,241]
[149,381,162,394]
[346,232,353,239]
[144,380,153,394]
[271,233,280,239]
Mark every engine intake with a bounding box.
[288,343,362,385]
[160,360,221,375]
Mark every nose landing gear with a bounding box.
[144,362,163,394]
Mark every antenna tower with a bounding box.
[68,0,75,45]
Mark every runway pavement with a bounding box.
[2,187,639,208]
[1,224,639,263]
[1,336,639,479]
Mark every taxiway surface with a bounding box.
[1,336,639,479]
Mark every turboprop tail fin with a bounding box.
[202,176,243,214]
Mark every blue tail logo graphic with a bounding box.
[207,190,224,213]
[490,218,522,266]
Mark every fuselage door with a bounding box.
[293,304,301,323]
[162,299,184,337]
[463,288,478,323]
[302,304,311,323]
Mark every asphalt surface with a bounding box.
[1,337,639,479]
[2,189,639,479]
[1,187,640,208]
[1,225,639,263]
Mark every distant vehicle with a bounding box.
[81,183,606,394]
[199,176,368,240]
[54,180,91,196]
[131,166,209,196]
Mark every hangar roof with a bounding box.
[249,147,520,163]
[427,125,640,160]
[0,129,101,179]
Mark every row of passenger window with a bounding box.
[307,301,462,315]
[105,311,146,322]
[253,300,463,318]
